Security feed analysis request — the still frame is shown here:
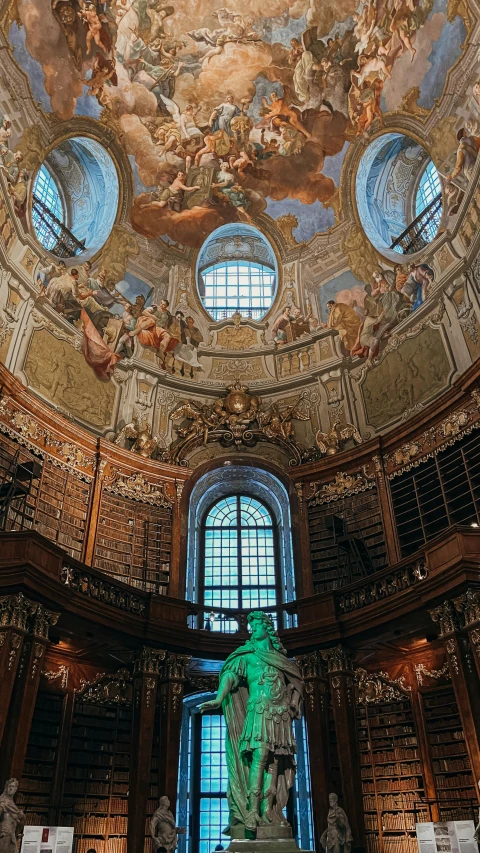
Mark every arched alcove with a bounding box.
[185,465,295,610]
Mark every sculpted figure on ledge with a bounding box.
[320,793,352,853]
[150,796,185,853]
[0,779,25,853]
[200,611,304,839]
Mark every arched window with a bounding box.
[196,224,277,322]
[201,495,280,630]
[177,693,314,853]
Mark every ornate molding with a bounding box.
[0,592,36,630]
[321,645,353,673]
[76,669,133,704]
[309,466,375,505]
[429,601,460,636]
[162,653,191,681]
[414,662,450,686]
[186,675,219,694]
[338,561,427,614]
[453,588,480,626]
[61,564,146,617]
[134,646,167,676]
[31,604,59,639]
[42,664,69,689]
[355,668,411,704]
[296,650,326,680]
[384,391,480,478]
[0,395,95,480]
[0,593,58,640]
[103,469,174,507]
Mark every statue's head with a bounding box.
[159,796,170,809]
[3,779,18,797]
[328,792,338,808]
[247,611,286,654]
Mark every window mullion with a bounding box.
[237,494,242,610]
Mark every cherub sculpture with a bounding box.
[171,400,226,445]
[115,416,158,458]
[315,420,362,456]
[257,399,310,443]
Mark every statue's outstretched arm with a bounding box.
[200,672,237,712]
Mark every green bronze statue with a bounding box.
[200,611,304,837]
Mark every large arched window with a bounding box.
[177,693,314,853]
[201,494,280,630]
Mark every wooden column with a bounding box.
[0,593,33,742]
[372,454,400,564]
[453,588,480,681]
[157,653,191,807]
[0,603,59,786]
[430,600,480,788]
[297,651,331,848]
[293,483,314,599]
[127,647,167,853]
[410,690,439,822]
[49,690,75,825]
[168,483,184,598]
[322,646,366,853]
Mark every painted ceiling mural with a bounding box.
[0,0,479,457]
[4,0,467,245]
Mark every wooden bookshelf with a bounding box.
[60,700,132,853]
[422,686,477,821]
[93,492,171,594]
[35,459,90,561]
[357,699,428,853]
[308,488,387,593]
[390,431,480,557]
[18,691,64,825]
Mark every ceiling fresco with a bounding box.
[5,0,467,247]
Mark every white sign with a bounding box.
[21,826,74,853]
[416,822,479,853]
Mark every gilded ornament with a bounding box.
[309,467,375,505]
[314,420,362,457]
[104,470,174,507]
[115,416,159,459]
[414,662,450,686]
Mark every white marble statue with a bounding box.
[320,793,352,853]
[0,779,25,853]
[150,796,185,853]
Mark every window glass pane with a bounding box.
[199,260,276,321]
[32,165,65,251]
[415,161,442,242]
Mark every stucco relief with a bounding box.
[23,328,116,427]
[360,325,452,428]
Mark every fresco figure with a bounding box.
[324,300,362,354]
[447,127,480,184]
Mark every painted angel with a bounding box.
[315,420,362,456]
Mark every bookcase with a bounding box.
[35,459,90,561]
[18,691,64,825]
[389,430,480,557]
[60,699,132,853]
[357,698,428,853]
[93,491,171,594]
[308,488,387,592]
[422,686,477,821]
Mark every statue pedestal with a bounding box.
[226,825,314,853]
